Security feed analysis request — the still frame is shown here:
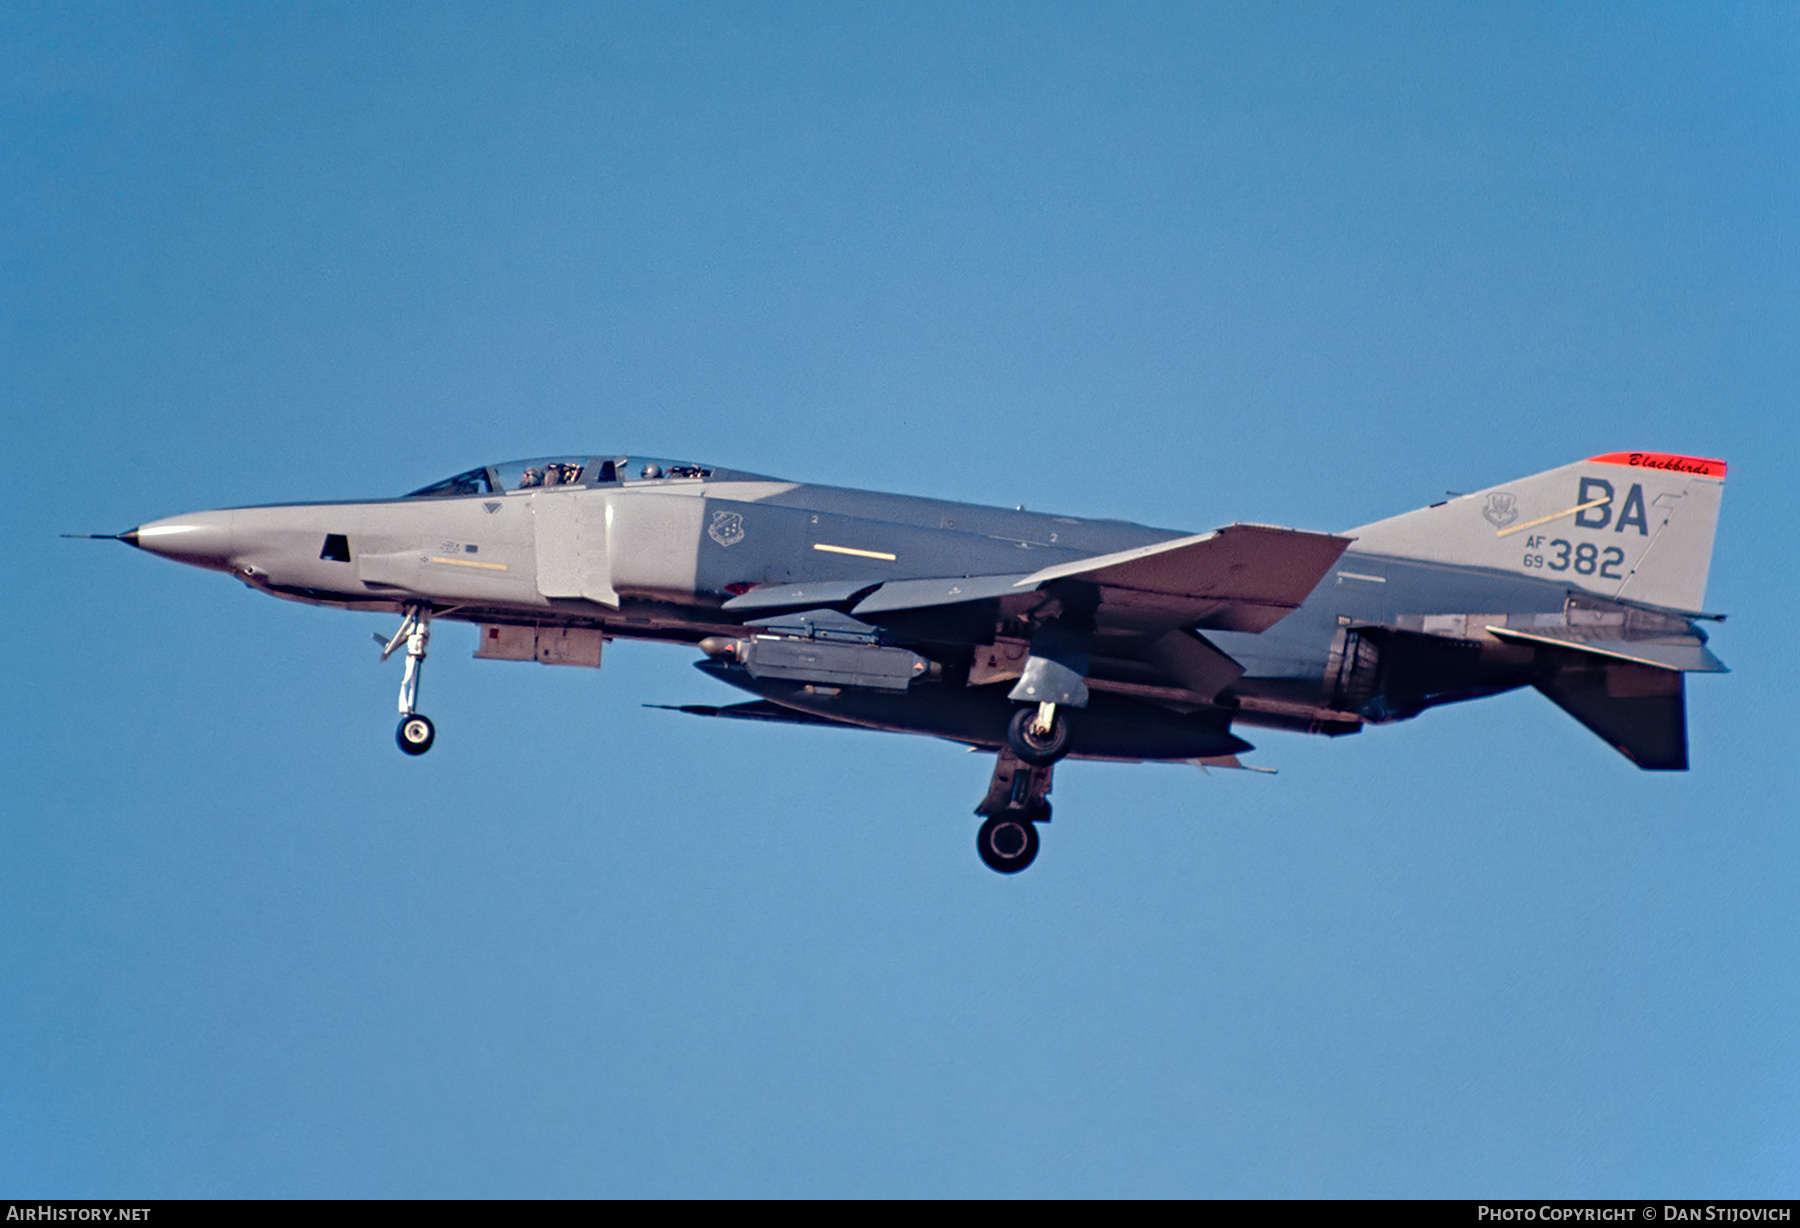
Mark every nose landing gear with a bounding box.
[381,605,435,756]
[397,713,435,755]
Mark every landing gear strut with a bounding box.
[381,605,435,756]
[974,746,1054,874]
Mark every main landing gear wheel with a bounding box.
[1007,706,1071,766]
[977,811,1041,874]
[397,714,435,756]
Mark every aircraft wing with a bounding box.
[726,523,1349,637]
[1014,523,1352,633]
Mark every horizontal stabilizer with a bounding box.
[1487,625,1727,673]
[1534,656,1688,771]
[1015,524,1352,632]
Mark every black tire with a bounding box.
[1006,706,1071,766]
[977,812,1040,874]
[396,714,435,755]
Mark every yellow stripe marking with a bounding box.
[1494,496,1611,538]
[813,543,897,561]
[429,556,510,571]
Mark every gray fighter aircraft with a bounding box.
[88,449,1727,873]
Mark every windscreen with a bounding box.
[405,467,494,498]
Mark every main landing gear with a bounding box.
[974,743,1055,874]
[381,605,435,756]
[1006,701,1070,766]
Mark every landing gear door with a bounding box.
[531,491,618,607]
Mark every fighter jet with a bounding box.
[87,450,1727,873]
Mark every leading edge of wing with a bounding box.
[644,700,864,730]
[851,572,1034,615]
[722,578,882,611]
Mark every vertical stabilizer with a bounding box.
[1345,452,1726,612]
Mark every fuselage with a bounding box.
[126,452,1697,757]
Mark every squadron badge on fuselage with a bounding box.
[709,510,746,547]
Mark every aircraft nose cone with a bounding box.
[132,511,236,570]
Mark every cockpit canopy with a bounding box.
[404,455,719,499]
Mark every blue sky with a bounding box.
[4,2,1796,1196]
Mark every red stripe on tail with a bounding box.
[1586,452,1727,478]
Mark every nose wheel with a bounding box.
[397,714,436,755]
[380,605,435,756]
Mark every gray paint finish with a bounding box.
[117,449,1730,786]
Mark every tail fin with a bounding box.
[1346,452,1727,613]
